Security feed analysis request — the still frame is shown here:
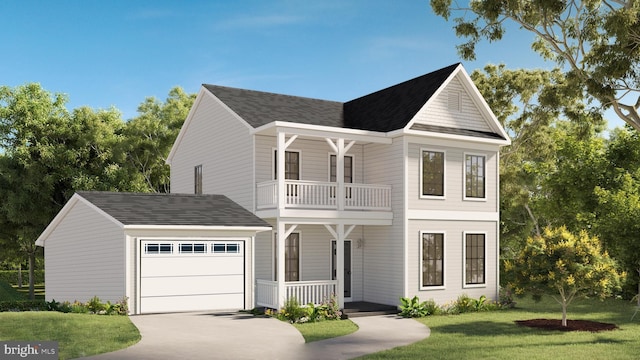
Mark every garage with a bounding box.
[36,191,271,315]
[139,240,245,313]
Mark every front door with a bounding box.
[331,240,351,299]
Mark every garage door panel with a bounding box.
[139,240,246,313]
[141,256,244,277]
[141,294,244,313]
[141,275,244,297]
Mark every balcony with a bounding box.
[256,180,392,211]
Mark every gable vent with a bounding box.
[448,91,461,112]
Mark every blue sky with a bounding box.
[1,1,623,129]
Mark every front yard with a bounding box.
[0,312,140,359]
[359,296,640,359]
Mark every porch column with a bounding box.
[276,221,286,309]
[276,222,298,309]
[336,223,345,309]
[277,131,298,211]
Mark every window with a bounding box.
[465,234,485,285]
[194,165,203,195]
[421,232,444,287]
[274,232,300,281]
[212,242,241,254]
[179,243,206,254]
[329,155,353,183]
[330,154,353,198]
[421,150,445,197]
[274,150,300,180]
[144,243,173,254]
[465,155,485,199]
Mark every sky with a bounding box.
[0,0,624,129]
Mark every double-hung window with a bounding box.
[421,232,444,288]
[194,165,203,195]
[464,233,486,286]
[274,232,300,281]
[329,154,353,198]
[274,150,300,180]
[421,150,445,197]
[465,154,485,199]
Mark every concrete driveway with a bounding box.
[83,312,429,360]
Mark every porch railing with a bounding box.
[256,180,391,211]
[256,279,338,309]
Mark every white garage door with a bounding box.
[140,240,244,313]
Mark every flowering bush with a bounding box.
[267,294,343,323]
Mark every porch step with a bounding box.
[342,302,398,318]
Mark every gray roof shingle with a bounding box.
[76,191,270,228]
[202,63,504,140]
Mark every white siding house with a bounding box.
[167,63,510,310]
[36,192,270,314]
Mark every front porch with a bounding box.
[256,279,338,309]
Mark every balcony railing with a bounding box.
[256,279,338,309]
[256,180,391,211]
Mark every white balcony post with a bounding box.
[277,132,286,210]
[336,138,345,211]
[336,223,345,309]
[276,222,286,309]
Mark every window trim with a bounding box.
[272,148,302,180]
[463,153,487,201]
[419,231,446,290]
[463,232,487,288]
[419,148,446,199]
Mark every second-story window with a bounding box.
[329,155,353,183]
[465,154,485,199]
[194,165,203,195]
[274,150,300,180]
[421,150,444,197]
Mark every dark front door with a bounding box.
[331,240,351,298]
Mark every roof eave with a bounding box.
[123,225,272,232]
[401,128,511,146]
[251,121,393,144]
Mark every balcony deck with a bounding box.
[256,180,391,211]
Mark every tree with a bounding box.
[0,83,148,298]
[505,226,624,326]
[592,127,640,303]
[431,0,640,130]
[470,64,603,255]
[119,87,195,193]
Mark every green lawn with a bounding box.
[12,283,45,300]
[293,319,359,342]
[358,297,640,360]
[0,312,140,360]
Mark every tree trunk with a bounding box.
[17,263,23,289]
[28,250,35,300]
[561,301,568,327]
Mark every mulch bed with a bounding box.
[515,319,618,332]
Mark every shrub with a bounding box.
[0,300,47,312]
[400,296,433,317]
[279,297,308,323]
[87,296,106,314]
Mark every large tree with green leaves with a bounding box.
[431,0,640,130]
[470,64,603,255]
[119,87,195,193]
[505,226,624,326]
[0,83,148,298]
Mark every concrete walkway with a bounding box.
[83,313,430,360]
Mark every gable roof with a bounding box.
[36,192,271,246]
[75,191,270,227]
[203,84,344,128]
[344,63,460,132]
[202,63,461,132]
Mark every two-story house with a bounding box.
[167,63,510,310]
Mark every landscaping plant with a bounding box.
[505,226,625,326]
